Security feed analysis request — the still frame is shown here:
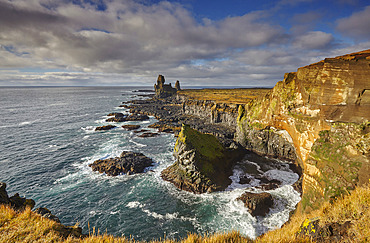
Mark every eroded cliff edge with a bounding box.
[235,50,370,212]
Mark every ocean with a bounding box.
[0,86,300,240]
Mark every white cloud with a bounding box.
[293,31,334,49]
[337,5,370,39]
[0,0,368,86]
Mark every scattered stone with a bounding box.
[138,132,160,138]
[95,125,116,131]
[122,125,141,131]
[107,112,124,117]
[257,182,281,191]
[34,207,61,223]
[239,176,252,184]
[89,151,154,176]
[133,129,149,133]
[297,217,352,242]
[237,191,274,216]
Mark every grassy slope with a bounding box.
[1,184,368,242]
[178,89,270,104]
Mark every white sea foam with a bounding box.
[129,139,147,147]
[126,201,144,208]
[81,126,95,133]
[18,119,40,126]
[263,169,299,185]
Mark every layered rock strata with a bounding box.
[236,49,370,212]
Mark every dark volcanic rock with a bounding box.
[9,193,36,210]
[122,124,141,130]
[106,114,149,122]
[125,114,149,121]
[35,207,61,223]
[0,182,11,204]
[107,112,124,117]
[239,176,252,185]
[0,182,35,210]
[89,151,154,176]
[237,191,274,216]
[95,125,116,131]
[133,129,149,133]
[138,132,160,138]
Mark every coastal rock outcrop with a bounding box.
[161,124,244,193]
[237,191,274,217]
[0,182,35,210]
[35,207,61,223]
[106,113,149,122]
[121,124,141,130]
[89,151,154,176]
[154,75,180,98]
[95,125,116,131]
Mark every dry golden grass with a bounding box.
[1,184,369,243]
[178,89,271,104]
[256,184,370,242]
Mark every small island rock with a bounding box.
[122,125,141,130]
[95,125,116,131]
[89,151,154,176]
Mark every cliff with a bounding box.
[236,49,370,212]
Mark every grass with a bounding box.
[178,89,271,104]
[1,184,369,242]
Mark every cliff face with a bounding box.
[236,50,370,212]
[179,98,239,127]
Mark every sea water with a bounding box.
[0,87,300,240]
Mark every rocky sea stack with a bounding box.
[161,124,243,193]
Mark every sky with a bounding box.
[0,0,369,87]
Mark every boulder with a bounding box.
[34,207,61,223]
[95,125,116,131]
[89,151,154,176]
[237,191,274,216]
[138,132,159,138]
[122,125,140,131]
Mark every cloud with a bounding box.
[337,5,370,39]
[0,0,286,79]
[0,0,368,87]
[293,31,334,49]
